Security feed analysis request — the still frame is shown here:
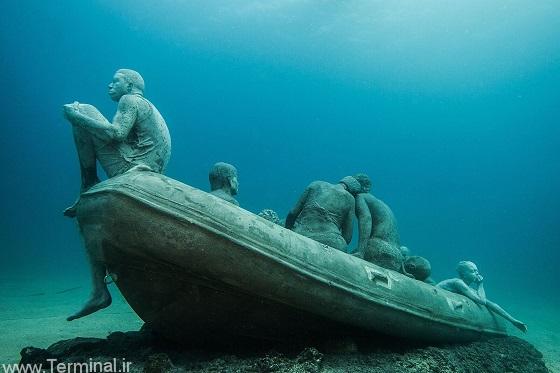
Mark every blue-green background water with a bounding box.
[1,1,559,304]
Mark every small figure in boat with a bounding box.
[285,176,361,251]
[403,256,435,284]
[353,173,406,273]
[63,69,171,321]
[209,162,239,206]
[437,261,527,332]
[62,69,171,217]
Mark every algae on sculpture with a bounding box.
[62,69,171,321]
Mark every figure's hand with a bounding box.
[513,320,527,333]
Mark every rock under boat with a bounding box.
[76,171,507,343]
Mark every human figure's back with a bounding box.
[116,95,171,174]
[286,177,361,251]
[353,174,403,271]
[360,193,400,245]
[294,181,353,234]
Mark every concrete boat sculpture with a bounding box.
[76,171,507,343]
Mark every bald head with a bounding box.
[456,261,476,276]
[209,162,238,194]
[116,69,145,94]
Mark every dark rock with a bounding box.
[18,331,548,373]
[143,353,174,373]
[47,337,105,357]
[20,346,53,365]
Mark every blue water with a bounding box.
[1,1,559,303]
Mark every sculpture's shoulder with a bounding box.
[119,94,140,104]
[307,180,327,189]
[118,94,148,111]
[304,181,329,195]
[368,194,395,216]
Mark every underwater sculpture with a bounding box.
[353,174,406,272]
[285,176,361,251]
[209,162,239,206]
[437,261,527,332]
[62,69,171,321]
[63,69,171,217]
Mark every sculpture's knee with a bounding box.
[363,239,403,271]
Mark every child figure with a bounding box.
[437,261,527,332]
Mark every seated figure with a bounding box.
[285,176,361,252]
[437,261,527,332]
[209,162,239,206]
[353,174,404,272]
[63,69,171,217]
[62,69,171,321]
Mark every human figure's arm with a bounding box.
[485,300,527,332]
[474,282,487,301]
[342,198,354,245]
[355,195,372,252]
[285,184,312,229]
[64,95,137,142]
[454,280,527,333]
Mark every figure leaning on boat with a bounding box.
[285,176,361,251]
[438,261,527,332]
[62,69,171,321]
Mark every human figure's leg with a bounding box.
[63,126,100,217]
[67,223,112,321]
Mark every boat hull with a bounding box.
[77,172,507,343]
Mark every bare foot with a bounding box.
[67,288,112,321]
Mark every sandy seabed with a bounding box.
[0,274,557,372]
